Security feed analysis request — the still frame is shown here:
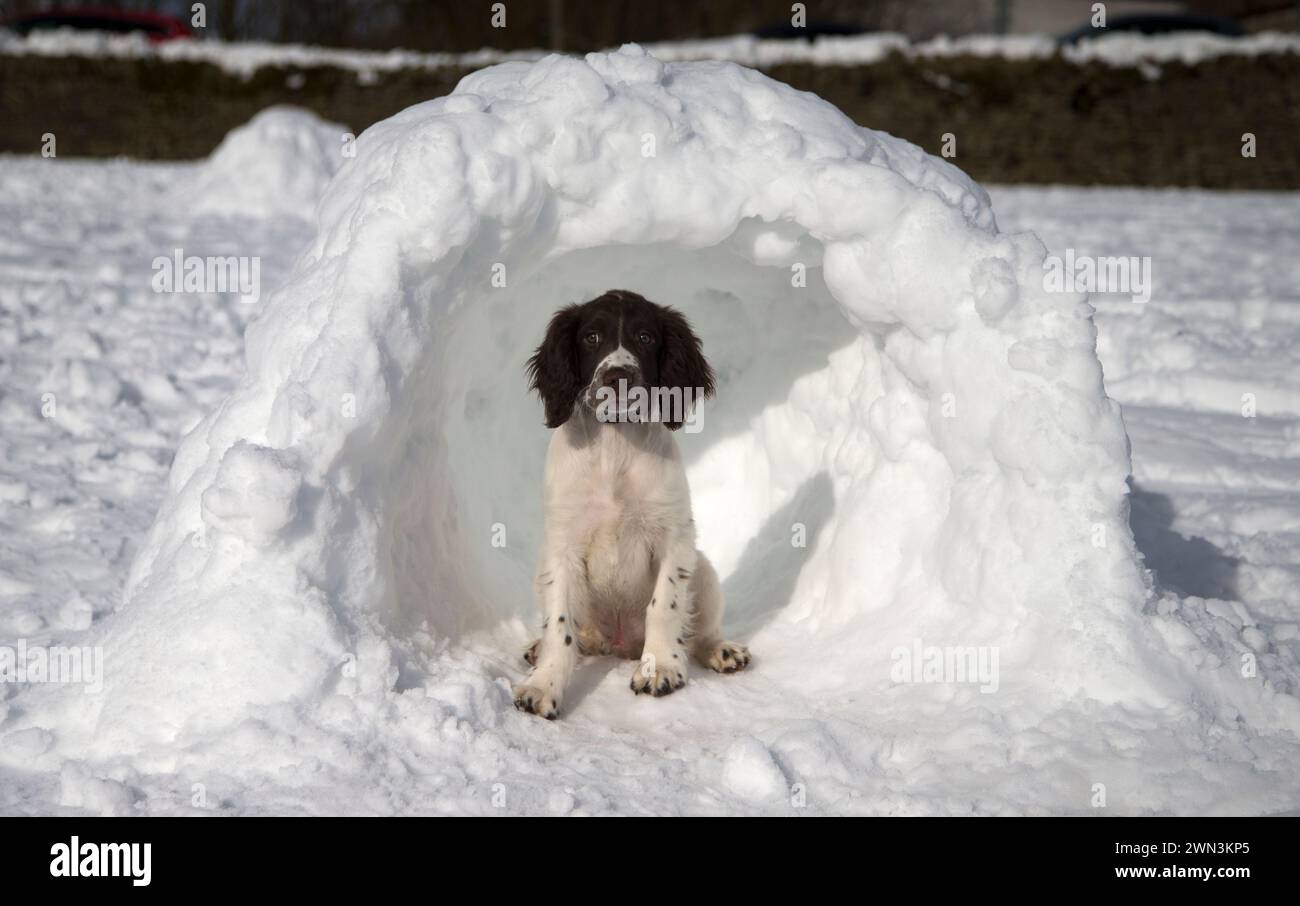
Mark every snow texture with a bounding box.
[1,47,1298,815]
[183,106,349,220]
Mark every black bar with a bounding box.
[2,816,1291,891]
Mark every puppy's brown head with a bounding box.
[526,290,714,430]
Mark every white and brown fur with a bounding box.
[513,290,750,719]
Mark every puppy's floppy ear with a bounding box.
[657,306,715,431]
[527,304,583,428]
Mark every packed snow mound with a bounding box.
[182,105,348,219]
[111,41,1148,734]
[14,45,1294,814]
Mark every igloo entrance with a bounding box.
[379,232,855,644]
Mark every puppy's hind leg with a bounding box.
[688,552,752,674]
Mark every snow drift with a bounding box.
[182,105,349,220]
[12,45,1297,814]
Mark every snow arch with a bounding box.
[98,46,1158,750]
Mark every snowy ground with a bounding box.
[990,187,1300,628]
[1,124,1297,814]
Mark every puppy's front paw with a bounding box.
[512,684,561,719]
[701,641,751,674]
[630,648,688,697]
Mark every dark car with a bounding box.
[0,6,193,42]
[1058,12,1246,44]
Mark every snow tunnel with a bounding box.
[91,45,1161,748]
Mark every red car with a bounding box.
[0,6,193,43]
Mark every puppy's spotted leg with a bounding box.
[631,533,694,697]
[523,621,609,666]
[513,554,580,719]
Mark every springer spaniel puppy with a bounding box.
[514,289,751,719]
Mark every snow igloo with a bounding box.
[43,44,1273,814]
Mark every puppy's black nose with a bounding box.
[602,367,633,387]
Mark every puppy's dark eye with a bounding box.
[637,331,655,345]
[584,332,601,346]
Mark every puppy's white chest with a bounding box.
[568,484,656,603]
[544,421,681,607]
